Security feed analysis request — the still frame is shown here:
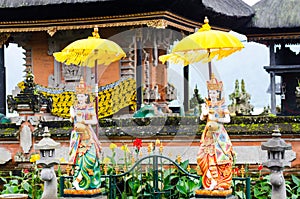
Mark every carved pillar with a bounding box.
[183,65,189,113]
[0,47,5,114]
[269,42,276,114]
[270,71,276,114]
[136,30,143,110]
[0,33,9,115]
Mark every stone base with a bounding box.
[193,196,237,199]
[195,189,235,198]
[63,188,103,198]
[0,194,28,199]
[60,197,106,199]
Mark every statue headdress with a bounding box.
[207,73,223,91]
[76,77,92,94]
[206,73,225,105]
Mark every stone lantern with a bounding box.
[261,125,293,199]
[35,127,60,199]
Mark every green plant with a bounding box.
[286,175,300,199]
[0,166,43,199]
[162,160,201,198]
[0,153,43,199]
[251,175,271,199]
[100,139,201,198]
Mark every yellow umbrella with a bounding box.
[53,27,126,67]
[53,27,126,122]
[159,17,244,78]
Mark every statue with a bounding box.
[196,74,235,197]
[69,78,102,190]
[228,79,254,115]
[189,85,205,116]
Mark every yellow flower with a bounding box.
[17,81,25,91]
[30,153,40,163]
[103,157,111,165]
[121,144,130,153]
[109,143,117,150]
[59,157,67,163]
[155,139,161,145]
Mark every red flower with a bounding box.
[258,164,263,171]
[233,167,239,176]
[133,138,142,151]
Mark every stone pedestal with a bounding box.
[194,189,235,199]
[62,188,103,198]
[0,194,28,199]
[193,195,237,199]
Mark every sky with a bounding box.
[4,0,273,115]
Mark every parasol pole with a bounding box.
[208,61,212,80]
[208,48,212,80]
[94,57,99,134]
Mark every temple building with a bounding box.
[1,0,300,187]
[0,0,254,117]
[236,0,300,116]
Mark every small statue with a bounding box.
[189,85,204,116]
[196,74,235,196]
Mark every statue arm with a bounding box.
[200,103,209,121]
[82,108,98,125]
[217,113,230,123]
[217,108,230,123]
[70,106,75,122]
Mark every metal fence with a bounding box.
[60,154,251,199]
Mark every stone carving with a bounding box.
[261,126,294,199]
[228,79,254,115]
[7,71,51,115]
[20,124,32,154]
[35,128,60,199]
[0,147,12,164]
[62,65,82,82]
[189,85,204,115]
[40,167,58,199]
[165,83,177,102]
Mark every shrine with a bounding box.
[0,0,300,198]
[0,0,254,117]
[236,0,300,116]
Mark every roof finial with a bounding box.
[199,16,211,32]
[204,16,209,24]
[92,26,100,38]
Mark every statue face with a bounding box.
[208,90,218,100]
[76,94,88,103]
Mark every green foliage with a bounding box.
[161,160,201,198]
[251,175,272,199]
[286,175,300,199]
[248,174,300,199]
[0,165,43,199]
[100,141,201,198]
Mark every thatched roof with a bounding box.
[250,0,300,28]
[0,0,254,30]
[0,0,254,17]
[0,0,104,8]
[203,0,254,17]
[232,0,300,44]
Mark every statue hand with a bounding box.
[201,103,208,116]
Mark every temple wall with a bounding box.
[30,32,54,86]
[24,32,122,88]
[0,133,299,173]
